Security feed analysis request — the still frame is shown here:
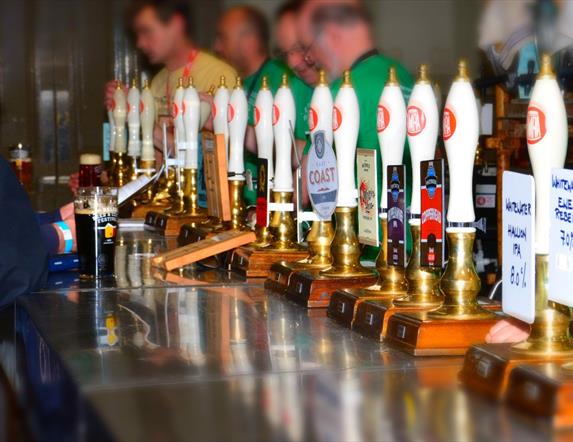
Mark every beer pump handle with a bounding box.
[309,69,334,146]
[443,60,479,225]
[140,79,155,163]
[112,81,127,154]
[333,70,359,208]
[377,67,407,211]
[127,79,141,157]
[407,64,439,217]
[228,77,247,179]
[172,78,186,166]
[254,76,274,183]
[527,54,568,254]
[213,76,230,160]
[273,74,296,192]
[183,78,200,169]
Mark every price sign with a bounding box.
[307,130,338,220]
[502,171,535,323]
[387,165,406,267]
[548,168,573,307]
[357,149,379,246]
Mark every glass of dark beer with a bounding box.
[79,153,102,187]
[75,187,119,279]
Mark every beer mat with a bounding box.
[152,230,256,271]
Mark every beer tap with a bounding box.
[369,66,408,292]
[166,78,186,214]
[112,81,128,186]
[107,91,117,178]
[394,65,442,308]
[139,79,156,202]
[294,69,334,267]
[226,76,248,230]
[213,76,230,158]
[512,54,573,354]
[269,74,298,249]
[182,77,202,216]
[252,75,274,246]
[320,70,372,277]
[428,60,494,320]
[127,78,141,181]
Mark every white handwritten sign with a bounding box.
[548,168,573,307]
[502,171,535,323]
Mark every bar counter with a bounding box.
[0,228,567,441]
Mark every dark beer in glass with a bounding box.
[75,187,118,279]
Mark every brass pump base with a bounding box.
[460,254,573,399]
[512,255,573,356]
[393,222,442,309]
[224,179,247,231]
[286,207,377,308]
[429,229,494,320]
[339,222,441,334]
[265,220,334,294]
[320,207,373,278]
[384,229,499,356]
[231,190,308,278]
[268,191,301,251]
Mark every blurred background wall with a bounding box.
[0,0,480,209]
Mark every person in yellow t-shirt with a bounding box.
[104,0,236,158]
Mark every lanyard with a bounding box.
[166,49,199,104]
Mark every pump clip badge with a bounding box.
[307,130,338,220]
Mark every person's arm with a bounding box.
[0,156,48,305]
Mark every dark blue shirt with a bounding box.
[0,156,48,306]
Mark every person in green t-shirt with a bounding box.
[214,5,313,208]
[297,0,415,258]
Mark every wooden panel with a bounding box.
[202,131,230,221]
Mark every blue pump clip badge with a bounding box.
[307,131,338,220]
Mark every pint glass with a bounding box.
[75,187,118,279]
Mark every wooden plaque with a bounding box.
[152,230,255,271]
[202,131,231,221]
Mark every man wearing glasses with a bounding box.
[214,5,313,207]
[298,0,415,258]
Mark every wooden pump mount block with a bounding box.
[459,343,573,400]
[230,246,308,279]
[384,310,500,356]
[285,270,378,309]
[264,261,301,294]
[352,296,501,342]
[327,288,396,329]
[144,210,205,237]
[506,363,573,428]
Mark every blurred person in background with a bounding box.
[297,0,414,259]
[214,4,312,207]
[275,0,319,87]
[104,0,236,163]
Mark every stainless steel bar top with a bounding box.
[2,283,564,442]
